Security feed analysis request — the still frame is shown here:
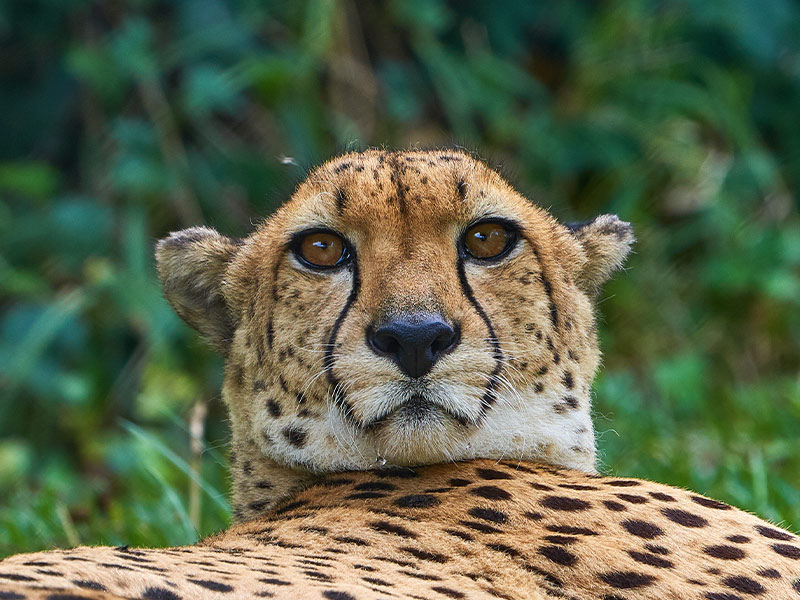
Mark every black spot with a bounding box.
[562,371,574,389]
[558,483,600,492]
[703,545,746,560]
[370,521,417,538]
[539,545,579,566]
[188,579,234,592]
[401,546,448,563]
[456,178,468,200]
[394,494,440,508]
[322,592,355,600]
[332,536,368,546]
[756,568,780,578]
[445,528,474,541]
[772,543,800,558]
[530,482,553,491]
[0,593,25,600]
[459,520,503,534]
[0,574,35,581]
[617,493,648,504]
[621,520,664,539]
[603,500,627,512]
[755,525,794,541]
[599,571,657,589]
[468,507,508,524]
[449,478,471,487]
[705,594,744,600]
[432,586,466,599]
[628,551,674,568]
[375,467,418,478]
[258,577,292,586]
[282,425,307,448]
[649,492,676,502]
[540,496,591,511]
[470,485,511,500]
[476,468,512,480]
[727,535,750,544]
[544,535,577,545]
[546,525,598,536]
[274,499,308,515]
[645,543,670,555]
[303,570,333,582]
[524,511,544,521]
[692,495,733,510]
[362,576,393,587]
[266,399,281,417]
[662,508,708,527]
[355,481,396,491]
[248,499,271,512]
[487,543,521,558]
[143,587,182,600]
[722,576,765,595]
[607,480,642,487]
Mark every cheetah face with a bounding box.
[157,150,633,474]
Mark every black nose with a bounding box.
[368,314,460,378]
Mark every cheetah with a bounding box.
[1,150,797,600]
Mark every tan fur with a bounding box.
[2,459,799,599]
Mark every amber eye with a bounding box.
[294,230,349,269]
[463,221,517,260]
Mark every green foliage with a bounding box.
[1,0,798,556]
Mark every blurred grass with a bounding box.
[1,0,798,557]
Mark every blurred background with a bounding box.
[1,0,799,556]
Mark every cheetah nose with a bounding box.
[368,314,460,378]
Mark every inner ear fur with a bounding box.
[156,227,242,353]
[567,214,635,295]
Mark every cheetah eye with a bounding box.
[462,220,518,261]
[293,229,350,269]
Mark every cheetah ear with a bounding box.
[567,215,635,295]
[156,227,243,353]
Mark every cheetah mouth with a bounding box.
[360,394,476,431]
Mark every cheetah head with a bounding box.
[157,150,633,490]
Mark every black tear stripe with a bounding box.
[529,241,559,329]
[324,254,361,425]
[266,250,285,349]
[456,258,504,417]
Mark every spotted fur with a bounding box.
[2,460,799,599]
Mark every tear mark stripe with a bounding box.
[456,258,504,415]
[325,253,361,426]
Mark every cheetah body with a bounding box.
[2,151,797,599]
[3,459,800,599]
